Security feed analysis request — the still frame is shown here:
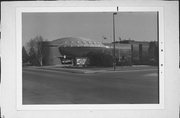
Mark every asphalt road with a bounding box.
[23,67,159,104]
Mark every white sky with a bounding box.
[22,12,158,46]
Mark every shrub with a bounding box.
[86,52,113,67]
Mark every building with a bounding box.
[24,37,158,66]
[117,40,158,65]
[43,37,109,66]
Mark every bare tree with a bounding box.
[28,36,45,66]
[118,37,122,42]
[22,46,29,64]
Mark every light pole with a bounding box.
[113,12,117,71]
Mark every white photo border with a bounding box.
[16,6,164,110]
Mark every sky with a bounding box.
[22,12,158,46]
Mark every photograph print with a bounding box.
[22,12,159,105]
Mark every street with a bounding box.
[23,66,159,104]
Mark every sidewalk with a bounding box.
[24,65,158,74]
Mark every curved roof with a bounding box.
[50,37,106,48]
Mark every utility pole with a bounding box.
[113,12,117,71]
